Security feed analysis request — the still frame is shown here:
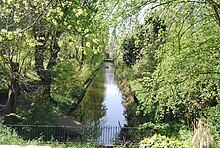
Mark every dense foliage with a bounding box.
[113,0,220,146]
[0,0,219,146]
[0,0,108,124]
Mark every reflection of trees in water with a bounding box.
[72,66,106,129]
[104,63,116,85]
[71,66,106,141]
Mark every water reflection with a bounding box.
[72,66,106,126]
[72,62,126,144]
[100,62,126,127]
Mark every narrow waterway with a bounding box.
[72,62,126,144]
[72,62,126,126]
[100,62,126,127]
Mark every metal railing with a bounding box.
[3,125,149,145]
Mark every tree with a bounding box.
[122,36,138,66]
[0,0,112,124]
[114,0,220,130]
[0,0,51,124]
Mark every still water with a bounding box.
[101,62,126,127]
[72,62,126,127]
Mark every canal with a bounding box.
[71,62,126,144]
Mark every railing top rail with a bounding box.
[3,124,143,129]
[3,124,84,128]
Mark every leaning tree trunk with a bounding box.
[4,62,20,124]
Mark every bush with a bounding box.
[0,125,24,144]
[139,134,191,148]
[0,124,98,147]
[202,106,220,146]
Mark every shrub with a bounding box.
[0,125,24,144]
[139,134,191,148]
[0,124,100,147]
[202,107,220,146]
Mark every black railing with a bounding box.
[3,125,149,145]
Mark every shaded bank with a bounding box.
[66,61,104,116]
[70,64,106,125]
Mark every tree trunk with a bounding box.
[41,70,52,102]
[46,32,61,103]
[34,28,61,103]
[4,62,20,124]
[34,28,50,102]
